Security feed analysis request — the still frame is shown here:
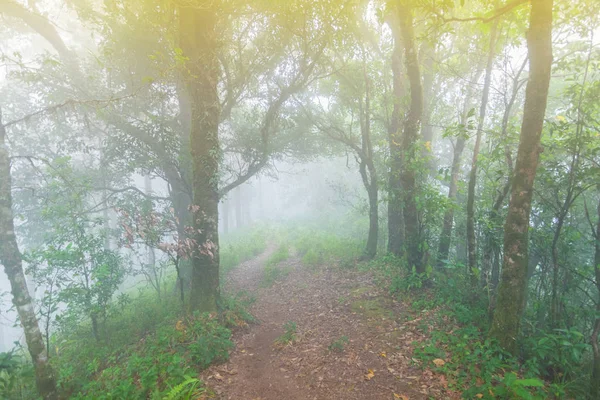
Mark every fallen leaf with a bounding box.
[394,394,409,400]
[475,394,483,399]
[439,374,448,388]
[433,358,446,367]
[365,369,375,380]
[214,372,223,381]
[379,351,387,358]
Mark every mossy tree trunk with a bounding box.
[396,0,424,273]
[0,110,58,400]
[591,188,600,399]
[489,0,553,355]
[179,2,221,314]
[387,17,405,258]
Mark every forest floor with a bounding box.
[201,246,457,400]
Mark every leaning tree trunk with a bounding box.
[179,3,221,313]
[397,0,424,273]
[466,21,498,286]
[387,18,405,257]
[489,0,553,355]
[0,110,58,399]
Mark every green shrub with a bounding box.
[328,336,349,353]
[163,377,203,400]
[185,313,234,369]
[301,248,322,268]
[275,321,297,346]
[220,291,256,328]
[0,350,37,400]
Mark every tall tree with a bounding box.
[0,109,58,399]
[489,0,554,354]
[396,0,425,272]
[591,187,600,399]
[436,84,478,268]
[387,13,406,257]
[179,2,221,313]
[302,56,381,260]
[466,19,499,284]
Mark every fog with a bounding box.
[1,1,599,399]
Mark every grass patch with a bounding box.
[261,244,290,287]
[220,227,268,275]
[328,336,349,353]
[291,228,362,270]
[275,321,297,347]
[350,298,394,320]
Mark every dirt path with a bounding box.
[203,248,451,400]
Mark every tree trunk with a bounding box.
[387,18,405,257]
[436,75,482,268]
[363,174,379,260]
[420,42,435,174]
[235,185,242,230]
[467,21,498,285]
[222,198,229,234]
[0,110,58,399]
[437,136,466,268]
[489,0,553,355]
[360,68,378,260]
[482,57,525,303]
[179,3,221,313]
[397,1,424,273]
[591,189,600,400]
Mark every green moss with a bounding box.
[350,298,394,320]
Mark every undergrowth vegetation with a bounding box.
[364,257,593,399]
[274,321,298,347]
[0,228,266,400]
[290,227,363,270]
[261,243,291,287]
[286,222,595,399]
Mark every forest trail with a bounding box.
[202,247,453,400]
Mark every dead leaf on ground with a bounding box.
[439,374,448,388]
[393,394,409,400]
[432,358,446,367]
[365,369,375,380]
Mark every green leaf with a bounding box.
[514,378,544,387]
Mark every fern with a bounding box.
[163,376,202,400]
